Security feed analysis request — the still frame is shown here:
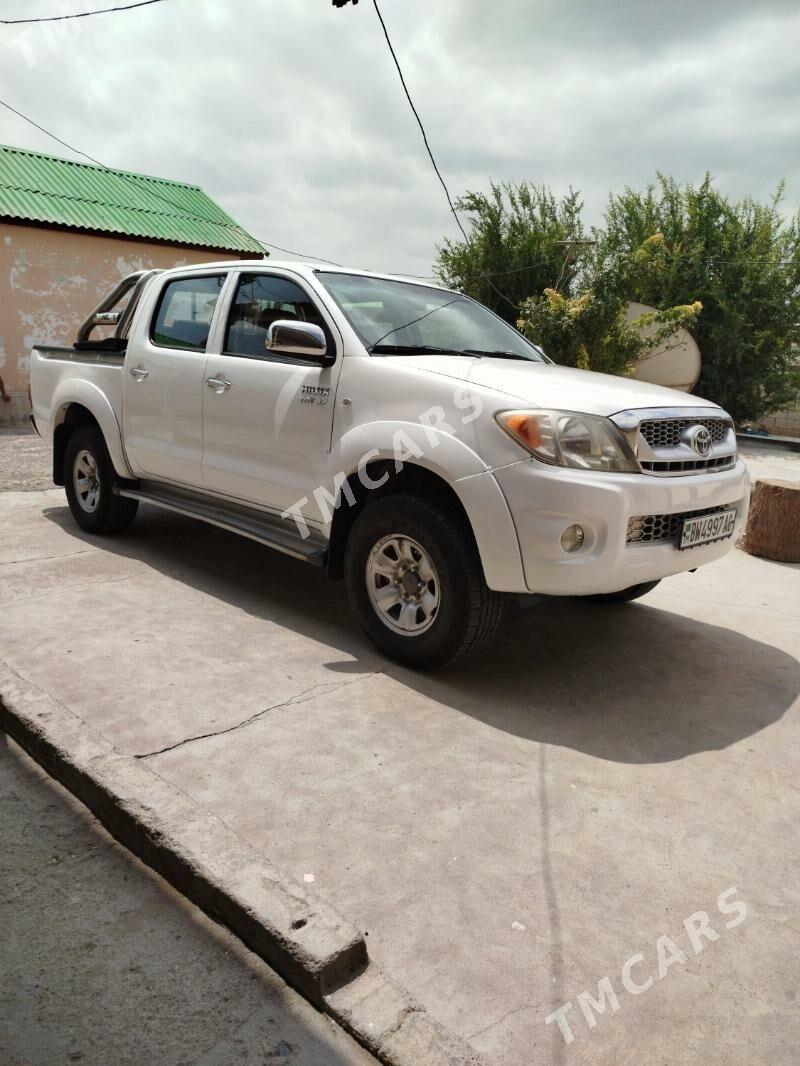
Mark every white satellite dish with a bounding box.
[626,302,701,393]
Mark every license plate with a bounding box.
[678,508,737,550]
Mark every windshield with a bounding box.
[317,272,546,361]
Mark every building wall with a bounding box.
[761,407,800,439]
[0,223,250,425]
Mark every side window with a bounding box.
[224,274,329,358]
[151,274,226,351]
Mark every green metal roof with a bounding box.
[0,144,265,255]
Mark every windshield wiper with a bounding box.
[370,343,463,355]
[458,349,532,361]
[370,344,537,361]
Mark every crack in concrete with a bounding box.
[135,674,378,760]
[0,574,137,607]
[466,1002,536,1042]
[0,549,98,566]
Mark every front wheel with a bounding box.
[64,425,138,534]
[345,493,503,669]
[585,579,661,604]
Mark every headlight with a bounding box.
[496,409,639,473]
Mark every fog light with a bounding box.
[560,524,585,553]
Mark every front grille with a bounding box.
[639,454,736,475]
[639,417,731,448]
[626,503,737,545]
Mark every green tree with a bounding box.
[434,182,586,323]
[517,287,701,376]
[436,180,700,378]
[597,174,800,422]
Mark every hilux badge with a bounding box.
[300,384,330,406]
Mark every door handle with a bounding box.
[130,367,149,381]
[206,376,232,391]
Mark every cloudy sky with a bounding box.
[1,0,799,276]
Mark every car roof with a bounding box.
[161,259,449,290]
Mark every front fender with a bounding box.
[330,419,489,485]
[52,378,133,480]
[330,421,527,593]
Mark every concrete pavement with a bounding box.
[2,440,799,1064]
[736,438,800,485]
[0,734,374,1066]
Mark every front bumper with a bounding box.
[492,457,750,596]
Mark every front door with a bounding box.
[123,273,227,487]
[201,272,340,525]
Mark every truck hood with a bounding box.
[393,355,724,417]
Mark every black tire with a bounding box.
[586,579,661,604]
[64,424,138,534]
[345,493,503,669]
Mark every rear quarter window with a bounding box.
[151,275,226,351]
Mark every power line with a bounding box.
[0,96,256,242]
[368,1,797,304]
[370,0,467,244]
[370,0,524,314]
[430,245,797,286]
[0,0,173,24]
[1,0,532,295]
[257,240,341,266]
[0,96,791,285]
[0,96,346,264]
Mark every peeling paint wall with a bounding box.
[0,223,244,425]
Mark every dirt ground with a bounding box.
[0,429,51,491]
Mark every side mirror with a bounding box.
[266,320,330,362]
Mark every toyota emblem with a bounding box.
[689,426,712,457]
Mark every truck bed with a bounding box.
[30,344,125,440]
[33,344,126,368]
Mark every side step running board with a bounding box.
[118,482,327,565]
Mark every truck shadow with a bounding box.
[43,503,800,765]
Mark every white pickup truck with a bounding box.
[30,261,749,668]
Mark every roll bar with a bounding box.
[76,269,163,348]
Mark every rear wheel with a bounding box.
[586,579,661,603]
[345,493,503,669]
[64,425,138,534]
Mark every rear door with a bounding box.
[201,271,340,521]
[122,272,228,486]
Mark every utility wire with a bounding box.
[0,0,173,24]
[0,97,790,283]
[258,239,341,266]
[3,2,795,286]
[424,245,797,286]
[367,3,797,299]
[370,0,467,244]
[370,0,523,314]
[0,96,344,264]
[0,97,257,243]
[2,0,541,292]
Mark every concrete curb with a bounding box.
[738,432,800,453]
[0,667,485,1066]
